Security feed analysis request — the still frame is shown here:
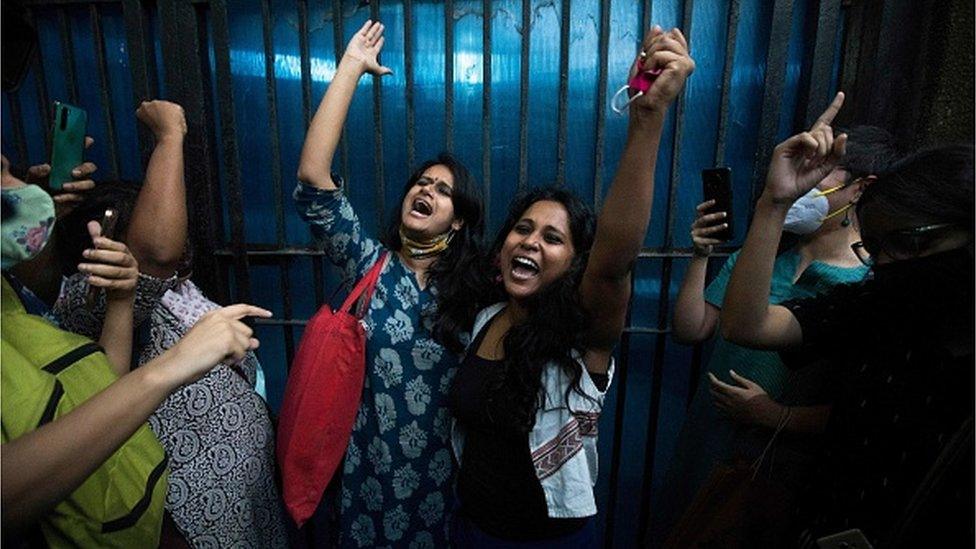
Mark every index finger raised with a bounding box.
[812,91,844,130]
[220,304,274,320]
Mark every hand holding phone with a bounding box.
[701,167,733,242]
[86,209,119,308]
[49,101,88,191]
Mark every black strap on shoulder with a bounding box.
[41,342,103,375]
[37,380,64,428]
[101,458,168,534]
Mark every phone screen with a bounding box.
[701,167,733,242]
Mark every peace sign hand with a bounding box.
[342,20,393,77]
[764,92,847,204]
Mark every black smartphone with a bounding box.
[86,209,119,308]
[701,167,733,242]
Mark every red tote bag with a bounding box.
[277,252,388,526]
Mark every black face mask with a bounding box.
[871,245,974,302]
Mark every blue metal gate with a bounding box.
[2,1,847,545]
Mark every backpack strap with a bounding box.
[340,251,390,319]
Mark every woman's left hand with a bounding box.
[708,370,781,427]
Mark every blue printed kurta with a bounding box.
[295,182,461,548]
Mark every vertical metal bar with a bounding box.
[750,0,794,209]
[591,0,610,209]
[603,273,637,549]
[24,9,52,148]
[444,0,455,152]
[57,8,79,105]
[122,0,153,164]
[159,0,222,298]
[192,2,229,305]
[7,93,29,165]
[331,0,349,184]
[261,0,295,362]
[803,0,841,128]
[837,1,864,130]
[90,4,121,179]
[370,0,385,229]
[404,0,416,170]
[261,0,285,247]
[298,0,325,309]
[210,0,252,303]
[298,0,312,129]
[517,0,530,192]
[481,0,492,219]
[713,0,741,166]
[637,1,694,543]
[554,0,570,186]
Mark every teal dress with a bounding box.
[651,248,869,545]
[295,182,461,548]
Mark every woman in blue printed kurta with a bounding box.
[294,20,485,548]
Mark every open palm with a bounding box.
[344,20,392,77]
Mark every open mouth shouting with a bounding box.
[510,255,540,281]
[410,197,433,218]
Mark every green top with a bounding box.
[703,248,869,397]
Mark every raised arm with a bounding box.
[580,27,694,369]
[297,20,392,190]
[126,100,188,278]
[672,200,727,344]
[1,304,271,528]
[721,93,847,349]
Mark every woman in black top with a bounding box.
[720,93,974,547]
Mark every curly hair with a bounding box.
[483,186,598,432]
[381,152,486,354]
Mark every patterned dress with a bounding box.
[55,274,287,548]
[295,182,462,548]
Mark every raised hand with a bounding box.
[79,220,139,303]
[136,100,187,140]
[708,370,780,427]
[631,26,695,115]
[691,200,728,257]
[764,92,847,204]
[27,136,97,218]
[342,20,393,77]
[165,304,273,384]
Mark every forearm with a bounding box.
[128,134,187,277]
[297,59,364,189]
[755,402,830,434]
[672,256,714,343]
[720,195,788,343]
[99,297,134,376]
[1,358,179,528]
[587,112,665,279]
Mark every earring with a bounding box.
[841,208,852,227]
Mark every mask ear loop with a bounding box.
[610,55,663,115]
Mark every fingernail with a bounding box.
[72,169,80,176]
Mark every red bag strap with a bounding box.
[339,251,389,319]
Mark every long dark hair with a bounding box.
[856,143,974,231]
[381,152,485,353]
[485,186,597,432]
[54,180,141,276]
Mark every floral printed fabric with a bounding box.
[55,275,287,548]
[295,182,463,548]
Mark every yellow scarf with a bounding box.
[399,226,454,259]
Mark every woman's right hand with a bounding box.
[162,304,272,385]
[342,20,393,77]
[691,200,727,257]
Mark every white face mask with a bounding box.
[783,184,853,235]
[783,188,829,234]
